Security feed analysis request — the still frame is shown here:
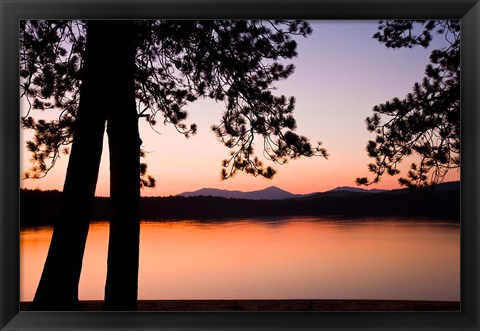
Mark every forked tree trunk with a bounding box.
[103,20,141,311]
[30,21,109,311]
[31,20,141,311]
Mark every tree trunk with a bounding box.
[30,20,141,311]
[30,21,109,310]
[103,20,141,311]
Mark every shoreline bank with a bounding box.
[20,299,460,311]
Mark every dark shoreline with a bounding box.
[20,187,460,227]
[20,299,460,311]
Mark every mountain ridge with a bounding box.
[178,185,298,200]
[178,181,460,200]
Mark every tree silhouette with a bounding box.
[21,20,327,310]
[356,20,460,189]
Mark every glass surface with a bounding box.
[20,218,460,301]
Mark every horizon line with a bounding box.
[21,180,461,198]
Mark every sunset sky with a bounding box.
[20,20,461,197]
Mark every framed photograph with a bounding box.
[1,0,479,330]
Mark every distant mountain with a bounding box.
[179,188,245,199]
[431,181,460,192]
[178,186,299,200]
[177,186,381,200]
[327,186,387,194]
[241,186,299,200]
[177,181,460,201]
[386,180,461,194]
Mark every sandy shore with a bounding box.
[20,299,460,311]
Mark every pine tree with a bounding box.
[356,20,460,189]
[21,20,327,310]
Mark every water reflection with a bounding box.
[20,218,460,301]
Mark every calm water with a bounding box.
[20,218,460,302]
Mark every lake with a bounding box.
[20,217,460,302]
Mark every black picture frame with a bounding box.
[1,0,479,330]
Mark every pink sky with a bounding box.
[20,21,460,197]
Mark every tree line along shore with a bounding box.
[20,187,460,227]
